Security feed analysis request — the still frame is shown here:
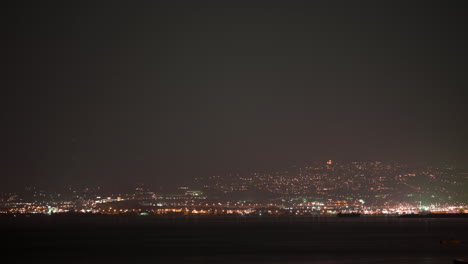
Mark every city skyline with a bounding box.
[3,160,467,206]
[1,159,465,192]
[3,2,468,263]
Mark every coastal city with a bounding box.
[2,161,467,217]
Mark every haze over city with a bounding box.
[3,1,468,192]
[3,1,468,263]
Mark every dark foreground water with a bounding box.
[2,215,467,263]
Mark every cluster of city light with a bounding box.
[2,197,466,216]
[1,161,466,216]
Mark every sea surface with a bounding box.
[2,215,467,263]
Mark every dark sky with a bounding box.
[3,1,468,190]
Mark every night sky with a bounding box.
[3,1,468,190]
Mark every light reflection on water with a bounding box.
[4,217,468,264]
[66,256,459,264]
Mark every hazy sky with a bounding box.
[3,1,468,190]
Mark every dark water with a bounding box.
[2,216,467,263]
